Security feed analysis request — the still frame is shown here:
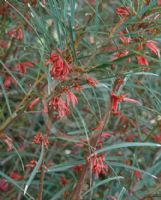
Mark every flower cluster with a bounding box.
[87,153,108,177]
[46,52,69,80]
[33,132,49,149]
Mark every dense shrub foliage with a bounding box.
[0,0,161,199]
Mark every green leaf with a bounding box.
[82,176,124,196]
[96,142,161,154]
[0,171,34,200]
[24,144,44,195]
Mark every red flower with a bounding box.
[73,165,83,173]
[136,55,149,66]
[111,93,141,111]
[33,132,49,149]
[25,160,37,168]
[60,176,69,186]
[49,96,69,118]
[66,91,78,107]
[0,4,10,16]
[7,27,23,41]
[10,171,23,180]
[158,0,161,6]
[42,99,48,113]
[17,28,23,40]
[0,179,8,191]
[3,74,17,89]
[119,31,131,45]
[17,62,34,74]
[33,132,42,145]
[86,77,98,87]
[73,83,83,91]
[146,40,159,57]
[116,6,130,17]
[153,133,161,143]
[87,153,108,177]
[112,50,131,63]
[0,40,7,49]
[135,170,141,181]
[46,53,69,80]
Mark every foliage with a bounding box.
[0,0,161,200]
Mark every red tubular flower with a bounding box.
[153,133,161,143]
[146,40,159,57]
[135,170,141,181]
[17,28,23,40]
[111,93,141,112]
[73,165,83,173]
[25,160,37,168]
[28,98,40,109]
[86,77,98,87]
[136,55,149,66]
[112,50,131,63]
[7,27,23,41]
[46,53,69,80]
[87,153,108,177]
[49,96,69,118]
[60,176,69,186]
[158,0,161,6]
[3,74,17,89]
[17,61,34,74]
[42,99,48,113]
[0,179,8,191]
[33,132,42,145]
[73,83,84,91]
[116,6,130,17]
[119,31,131,45]
[0,40,7,49]
[66,91,78,107]
[10,171,23,180]
[33,132,49,149]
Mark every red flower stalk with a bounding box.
[0,179,8,191]
[49,96,69,118]
[87,153,108,177]
[116,6,130,17]
[146,40,160,57]
[136,55,149,66]
[17,62,34,74]
[111,93,141,111]
[46,52,69,80]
